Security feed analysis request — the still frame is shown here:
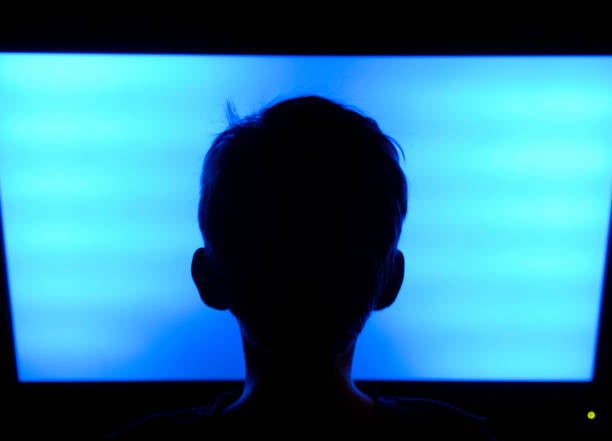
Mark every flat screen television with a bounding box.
[1,42,610,438]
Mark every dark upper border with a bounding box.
[1,18,612,55]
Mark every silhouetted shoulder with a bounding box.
[364,386,497,440]
[109,387,497,440]
[107,389,241,439]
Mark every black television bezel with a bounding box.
[1,23,610,439]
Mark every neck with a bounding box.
[223,330,374,419]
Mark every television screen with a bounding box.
[1,54,610,382]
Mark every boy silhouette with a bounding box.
[111,96,496,439]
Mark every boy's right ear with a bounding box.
[373,250,404,311]
[191,247,231,311]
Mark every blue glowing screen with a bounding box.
[1,54,611,381]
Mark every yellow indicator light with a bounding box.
[587,411,596,420]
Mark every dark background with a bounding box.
[1,10,611,55]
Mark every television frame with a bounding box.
[1,23,610,439]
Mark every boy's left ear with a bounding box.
[191,247,231,311]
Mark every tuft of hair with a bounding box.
[225,100,241,126]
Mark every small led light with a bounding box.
[587,411,596,420]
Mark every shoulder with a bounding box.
[107,390,241,439]
[373,394,498,440]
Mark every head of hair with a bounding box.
[198,95,408,356]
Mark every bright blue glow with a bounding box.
[1,54,611,381]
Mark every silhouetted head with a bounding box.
[192,96,407,359]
